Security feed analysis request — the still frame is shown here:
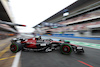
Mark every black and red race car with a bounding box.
[10,36,84,54]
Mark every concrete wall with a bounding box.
[1,0,15,23]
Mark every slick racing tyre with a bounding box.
[10,42,22,53]
[60,43,72,55]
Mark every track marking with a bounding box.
[0,43,7,47]
[12,51,21,67]
[78,60,93,67]
[0,45,10,57]
[0,55,15,61]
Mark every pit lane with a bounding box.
[20,36,100,67]
[0,36,100,67]
[0,37,16,67]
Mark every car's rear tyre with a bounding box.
[10,42,22,53]
[60,43,72,54]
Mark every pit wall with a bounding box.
[52,31,100,37]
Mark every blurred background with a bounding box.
[0,0,100,67]
[0,0,100,39]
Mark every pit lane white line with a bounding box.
[12,51,21,67]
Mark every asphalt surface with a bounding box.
[21,36,100,67]
[0,37,16,67]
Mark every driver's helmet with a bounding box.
[35,36,41,40]
[38,36,41,40]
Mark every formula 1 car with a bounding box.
[10,36,84,54]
